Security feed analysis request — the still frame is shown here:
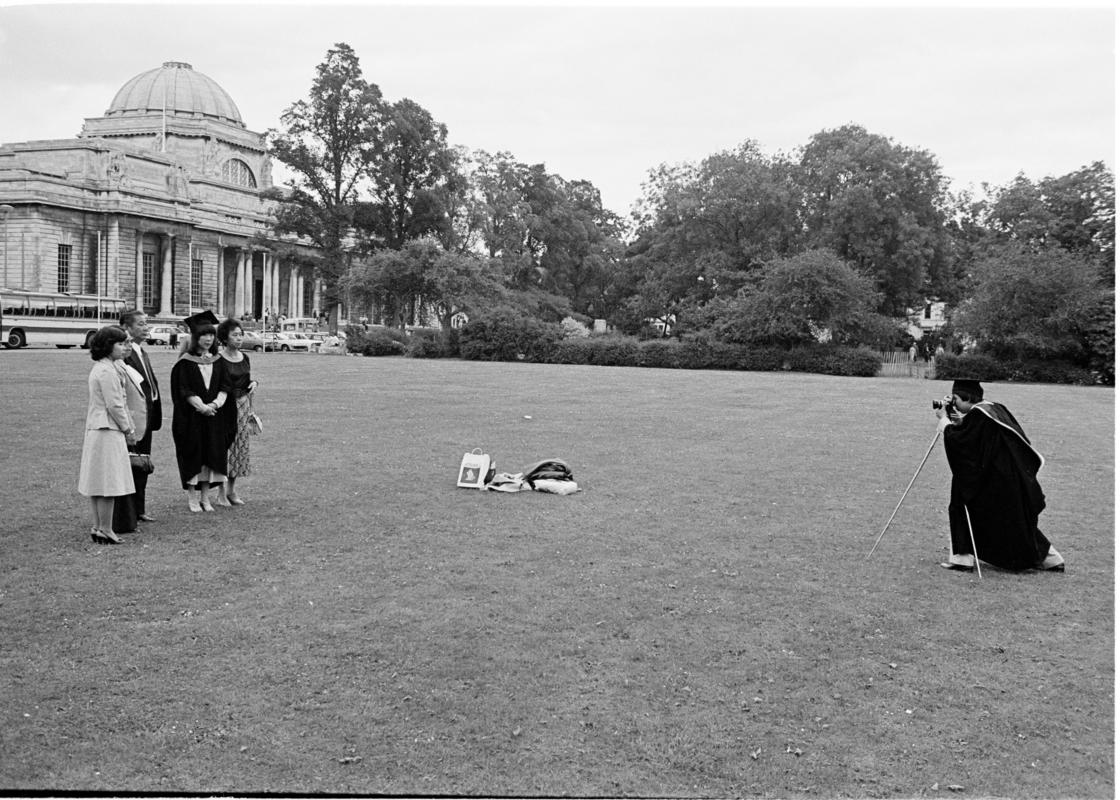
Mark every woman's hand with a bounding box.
[125,430,137,446]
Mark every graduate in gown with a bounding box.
[935,379,1065,572]
[170,311,235,513]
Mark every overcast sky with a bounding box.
[0,2,1114,216]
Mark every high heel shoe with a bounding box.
[200,500,215,512]
[188,499,202,513]
[228,495,245,506]
[91,528,121,545]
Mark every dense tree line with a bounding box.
[266,44,1114,380]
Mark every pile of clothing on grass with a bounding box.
[485,458,580,495]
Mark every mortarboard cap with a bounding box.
[182,309,220,334]
[951,379,983,399]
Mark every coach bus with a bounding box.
[0,289,127,349]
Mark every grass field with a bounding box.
[0,348,1113,798]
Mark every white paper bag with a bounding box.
[457,448,492,489]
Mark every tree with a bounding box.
[983,163,1115,285]
[628,142,803,297]
[950,243,1106,362]
[341,237,505,332]
[797,125,951,314]
[266,43,385,330]
[364,98,459,249]
[715,249,893,348]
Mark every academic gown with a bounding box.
[943,401,1051,570]
[170,354,235,489]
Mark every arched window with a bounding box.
[221,158,257,188]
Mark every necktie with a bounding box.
[138,345,157,401]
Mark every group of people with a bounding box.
[77,309,258,543]
[77,319,1065,574]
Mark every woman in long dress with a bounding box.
[170,315,234,513]
[78,326,137,544]
[214,318,259,506]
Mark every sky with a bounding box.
[0,1,1114,217]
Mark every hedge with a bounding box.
[459,319,882,377]
[934,353,1097,386]
[345,326,407,357]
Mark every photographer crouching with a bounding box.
[934,379,1065,573]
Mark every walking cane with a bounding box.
[866,428,942,558]
[963,506,983,579]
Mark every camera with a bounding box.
[932,397,955,411]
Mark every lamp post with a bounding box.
[0,204,13,288]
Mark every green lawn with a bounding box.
[0,348,1113,797]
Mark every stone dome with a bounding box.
[104,61,244,127]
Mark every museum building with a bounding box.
[0,60,323,324]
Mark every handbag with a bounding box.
[247,395,263,435]
[457,448,494,489]
[129,452,154,474]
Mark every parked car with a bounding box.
[146,325,179,346]
[241,329,264,351]
[263,331,320,352]
[308,331,346,348]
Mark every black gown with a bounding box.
[943,402,1051,570]
[170,354,235,489]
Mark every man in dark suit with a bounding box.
[117,309,162,524]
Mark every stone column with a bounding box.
[266,255,275,318]
[272,258,281,317]
[135,232,144,307]
[296,271,305,317]
[158,234,173,317]
[242,250,252,317]
[216,247,225,317]
[107,218,119,299]
[234,250,245,317]
[312,278,322,318]
[260,253,270,318]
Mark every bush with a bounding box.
[934,353,1097,385]
[587,336,641,367]
[550,338,597,365]
[1006,360,1097,386]
[934,353,1009,382]
[637,339,686,369]
[346,326,407,357]
[785,346,882,377]
[459,313,562,362]
[542,336,879,377]
[560,316,591,339]
[406,327,458,359]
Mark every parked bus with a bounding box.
[0,289,127,349]
[278,316,321,334]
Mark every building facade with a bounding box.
[0,61,323,324]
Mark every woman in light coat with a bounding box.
[78,326,137,544]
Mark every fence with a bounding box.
[877,350,933,379]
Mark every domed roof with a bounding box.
[105,61,244,127]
